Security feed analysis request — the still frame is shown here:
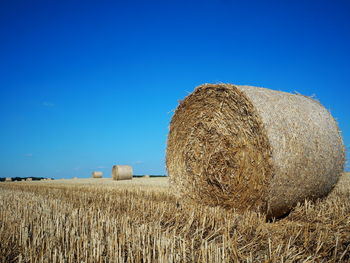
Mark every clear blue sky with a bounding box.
[1,0,349,178]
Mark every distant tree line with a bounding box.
[0,177,54,182]
[133,175,168,177]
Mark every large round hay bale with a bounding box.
[92,171,103,178]
[166,83,345,219]
[5,177,12,182]
[112,165,133,180]
[26,178,32,181]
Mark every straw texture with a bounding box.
[112,165,133,180]
[166,83,345,218]
[92,171,103,178]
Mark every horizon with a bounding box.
[1,0,349,178]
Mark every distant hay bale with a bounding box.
[166,83,345,219]
[26,178,32,181]
[5,177,12,182]
[73,177,78,180]
[92,171,103,178]
[144,175,150,178]
[112,165,133,180]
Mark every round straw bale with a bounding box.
[112,165,133,180]
[5,177,12,182]
[26,178,32,181]
[92,171,103,178]
[166,83,345,219]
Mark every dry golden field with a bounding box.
[0,175,349,262]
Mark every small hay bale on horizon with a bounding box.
[5,177,12,182]
[112,165,133,181]
[92,171,103,178]
[26,178,32,181]
[166,83,345,219]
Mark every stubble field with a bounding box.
[0,175,349,262]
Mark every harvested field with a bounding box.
[0,175,349,262]
[40,177,168,187]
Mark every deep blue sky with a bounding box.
[1,0,349,178]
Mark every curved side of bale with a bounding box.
[112,165,133,180]
[92,171,103,178]
[237,85,345,217]
[166,83,345,218]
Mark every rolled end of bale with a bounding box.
[112,165,133,180]
[166,83,345,219]
[92,171,103,178]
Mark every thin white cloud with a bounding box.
[134,161,144,165]
[24,153,33,157]
[43,101,55,107]
[96,166,107,169]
